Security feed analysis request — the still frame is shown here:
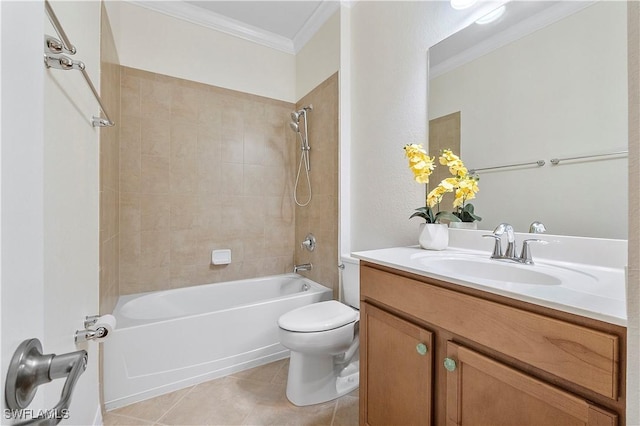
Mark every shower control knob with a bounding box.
[301,233,316,252]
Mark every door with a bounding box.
[1,1,101,424]
[361,302,434,425]
[444,342,617,426]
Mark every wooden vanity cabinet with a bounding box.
[359,262,626,426]
[445,342,617,425]
[360,303,433,425]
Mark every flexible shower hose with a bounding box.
[294,149,312,207]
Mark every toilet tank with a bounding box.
[341,256,360,309]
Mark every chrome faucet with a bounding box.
[293,263,312,273]
[483,223,546,265]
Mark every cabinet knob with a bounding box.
[444,357,457,372]
[416,343,428,355]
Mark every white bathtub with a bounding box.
[103,274,333,410]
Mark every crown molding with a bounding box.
[126,0,296,54]
[293,1,341,52]
[430,1,596,79]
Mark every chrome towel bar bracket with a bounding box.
[44,0,115,128]
[43,50,115,128]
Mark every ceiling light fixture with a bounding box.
[475,5,506,25]
[450,0,477,10]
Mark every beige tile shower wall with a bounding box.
[294,73,339,297]
[99,3,121,315]
[119,67,297,294]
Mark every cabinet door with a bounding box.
[361,302,433,426]
[444,342,617,426]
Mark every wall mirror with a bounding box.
[428,1,628,239]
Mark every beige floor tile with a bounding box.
[106,359,359,426]
[103,412,155,425]
[230,359,287,384]
[272,359,289,385]
[232,376,289,405]
[159,378,261,425]
[242,399,337,426]
[110,387,193,423]
[332,396,359,426]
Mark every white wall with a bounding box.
[296,10,340,101]
[106,1,296,103]
[106,2,340,104]
[627,2,640,423]
[42,1,101,423]
[429,2,627,239]
[348,1,499,251]
[1,1,101,424]
[339,4,352,259]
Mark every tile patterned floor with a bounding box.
[103,359,359,426]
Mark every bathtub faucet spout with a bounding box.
[293,263,312,273]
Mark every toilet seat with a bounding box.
[278,300,358,332]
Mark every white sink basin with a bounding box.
[410,252,602,290]
[418,256,562,286]
[354,246,627,326]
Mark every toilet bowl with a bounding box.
[277,257,360,406]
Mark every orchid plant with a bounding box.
[433,149,482,223]
[403,144,459,224]
[403,145,481,224]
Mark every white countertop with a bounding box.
[352,230,627,326]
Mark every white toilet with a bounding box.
[277,257,360,406]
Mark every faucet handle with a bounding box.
[493,223,516,258]
[492,223,506,236]
[529,221,546,234]
[482,234,503,258]
[519,239,547,264]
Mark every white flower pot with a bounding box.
[419,223,449,250]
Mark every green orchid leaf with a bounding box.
[435,211,461,223]
[463,203,482,222]
[409,211,428,221]
[409,206,440,223]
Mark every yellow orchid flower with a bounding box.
[427,184,448,208]
[439,149,468,177]
[404,144,435,184]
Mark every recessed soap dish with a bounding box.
[211,249,231,265]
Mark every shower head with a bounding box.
[290,105,313,123]
[291,111,302,122]
[289,122,300,133]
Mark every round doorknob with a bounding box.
[416,343,428,355]
[444,357,457,372]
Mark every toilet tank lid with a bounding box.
[278,300,358,332]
